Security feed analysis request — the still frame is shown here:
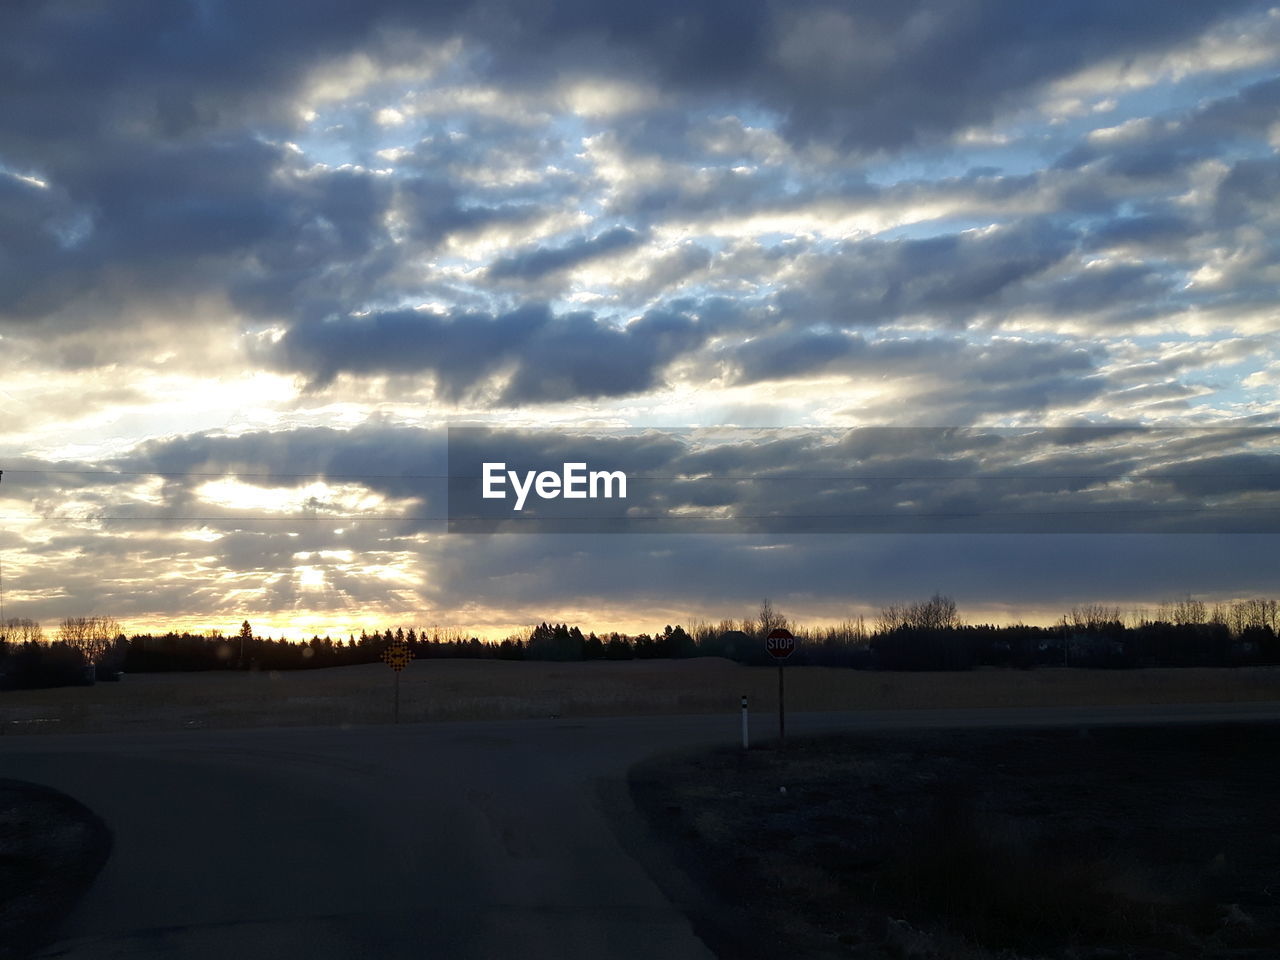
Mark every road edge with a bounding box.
[595,747,791,960]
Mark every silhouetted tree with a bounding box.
[757,599,788,638]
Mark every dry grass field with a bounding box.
[4,659,1280,736]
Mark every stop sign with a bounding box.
[765,628,795,660]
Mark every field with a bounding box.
[630,725,1280,959]
[4,660,1280,735]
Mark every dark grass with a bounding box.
[0,780,112,960]
[628,724,1280,959]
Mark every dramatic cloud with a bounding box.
[3,1,1279,635]
[266,303,709,402]
[488,228,645,281]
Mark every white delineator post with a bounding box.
[741,694,749,749]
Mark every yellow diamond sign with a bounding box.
[381,642,413,672]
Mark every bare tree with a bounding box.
[59,615,121,664]
[799,617,869,646]
[1210,602,1231,627]
[1230,598,1279,635]
[1066,604,1121,631]
[757,598,788,637]
[58,616,91,645]
[877,603,907,633]
[2,618,43,644]
[90,616,122,663]
[910,593,960,631]
[878,594,960,632]
[1168,595,1207,626]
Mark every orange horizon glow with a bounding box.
[69,598,1238,644]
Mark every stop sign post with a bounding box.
[766,628,795,745]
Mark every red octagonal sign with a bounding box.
[765,628,795,660]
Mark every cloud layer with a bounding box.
[3,1,1280,634]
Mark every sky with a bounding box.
[2,1,1280,639]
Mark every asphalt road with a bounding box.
[4,701,1280,960]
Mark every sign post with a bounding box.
[765,628,795,745]
[380,641,414,723]
[741,694,749,749]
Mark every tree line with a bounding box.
[3,593,1280,688]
